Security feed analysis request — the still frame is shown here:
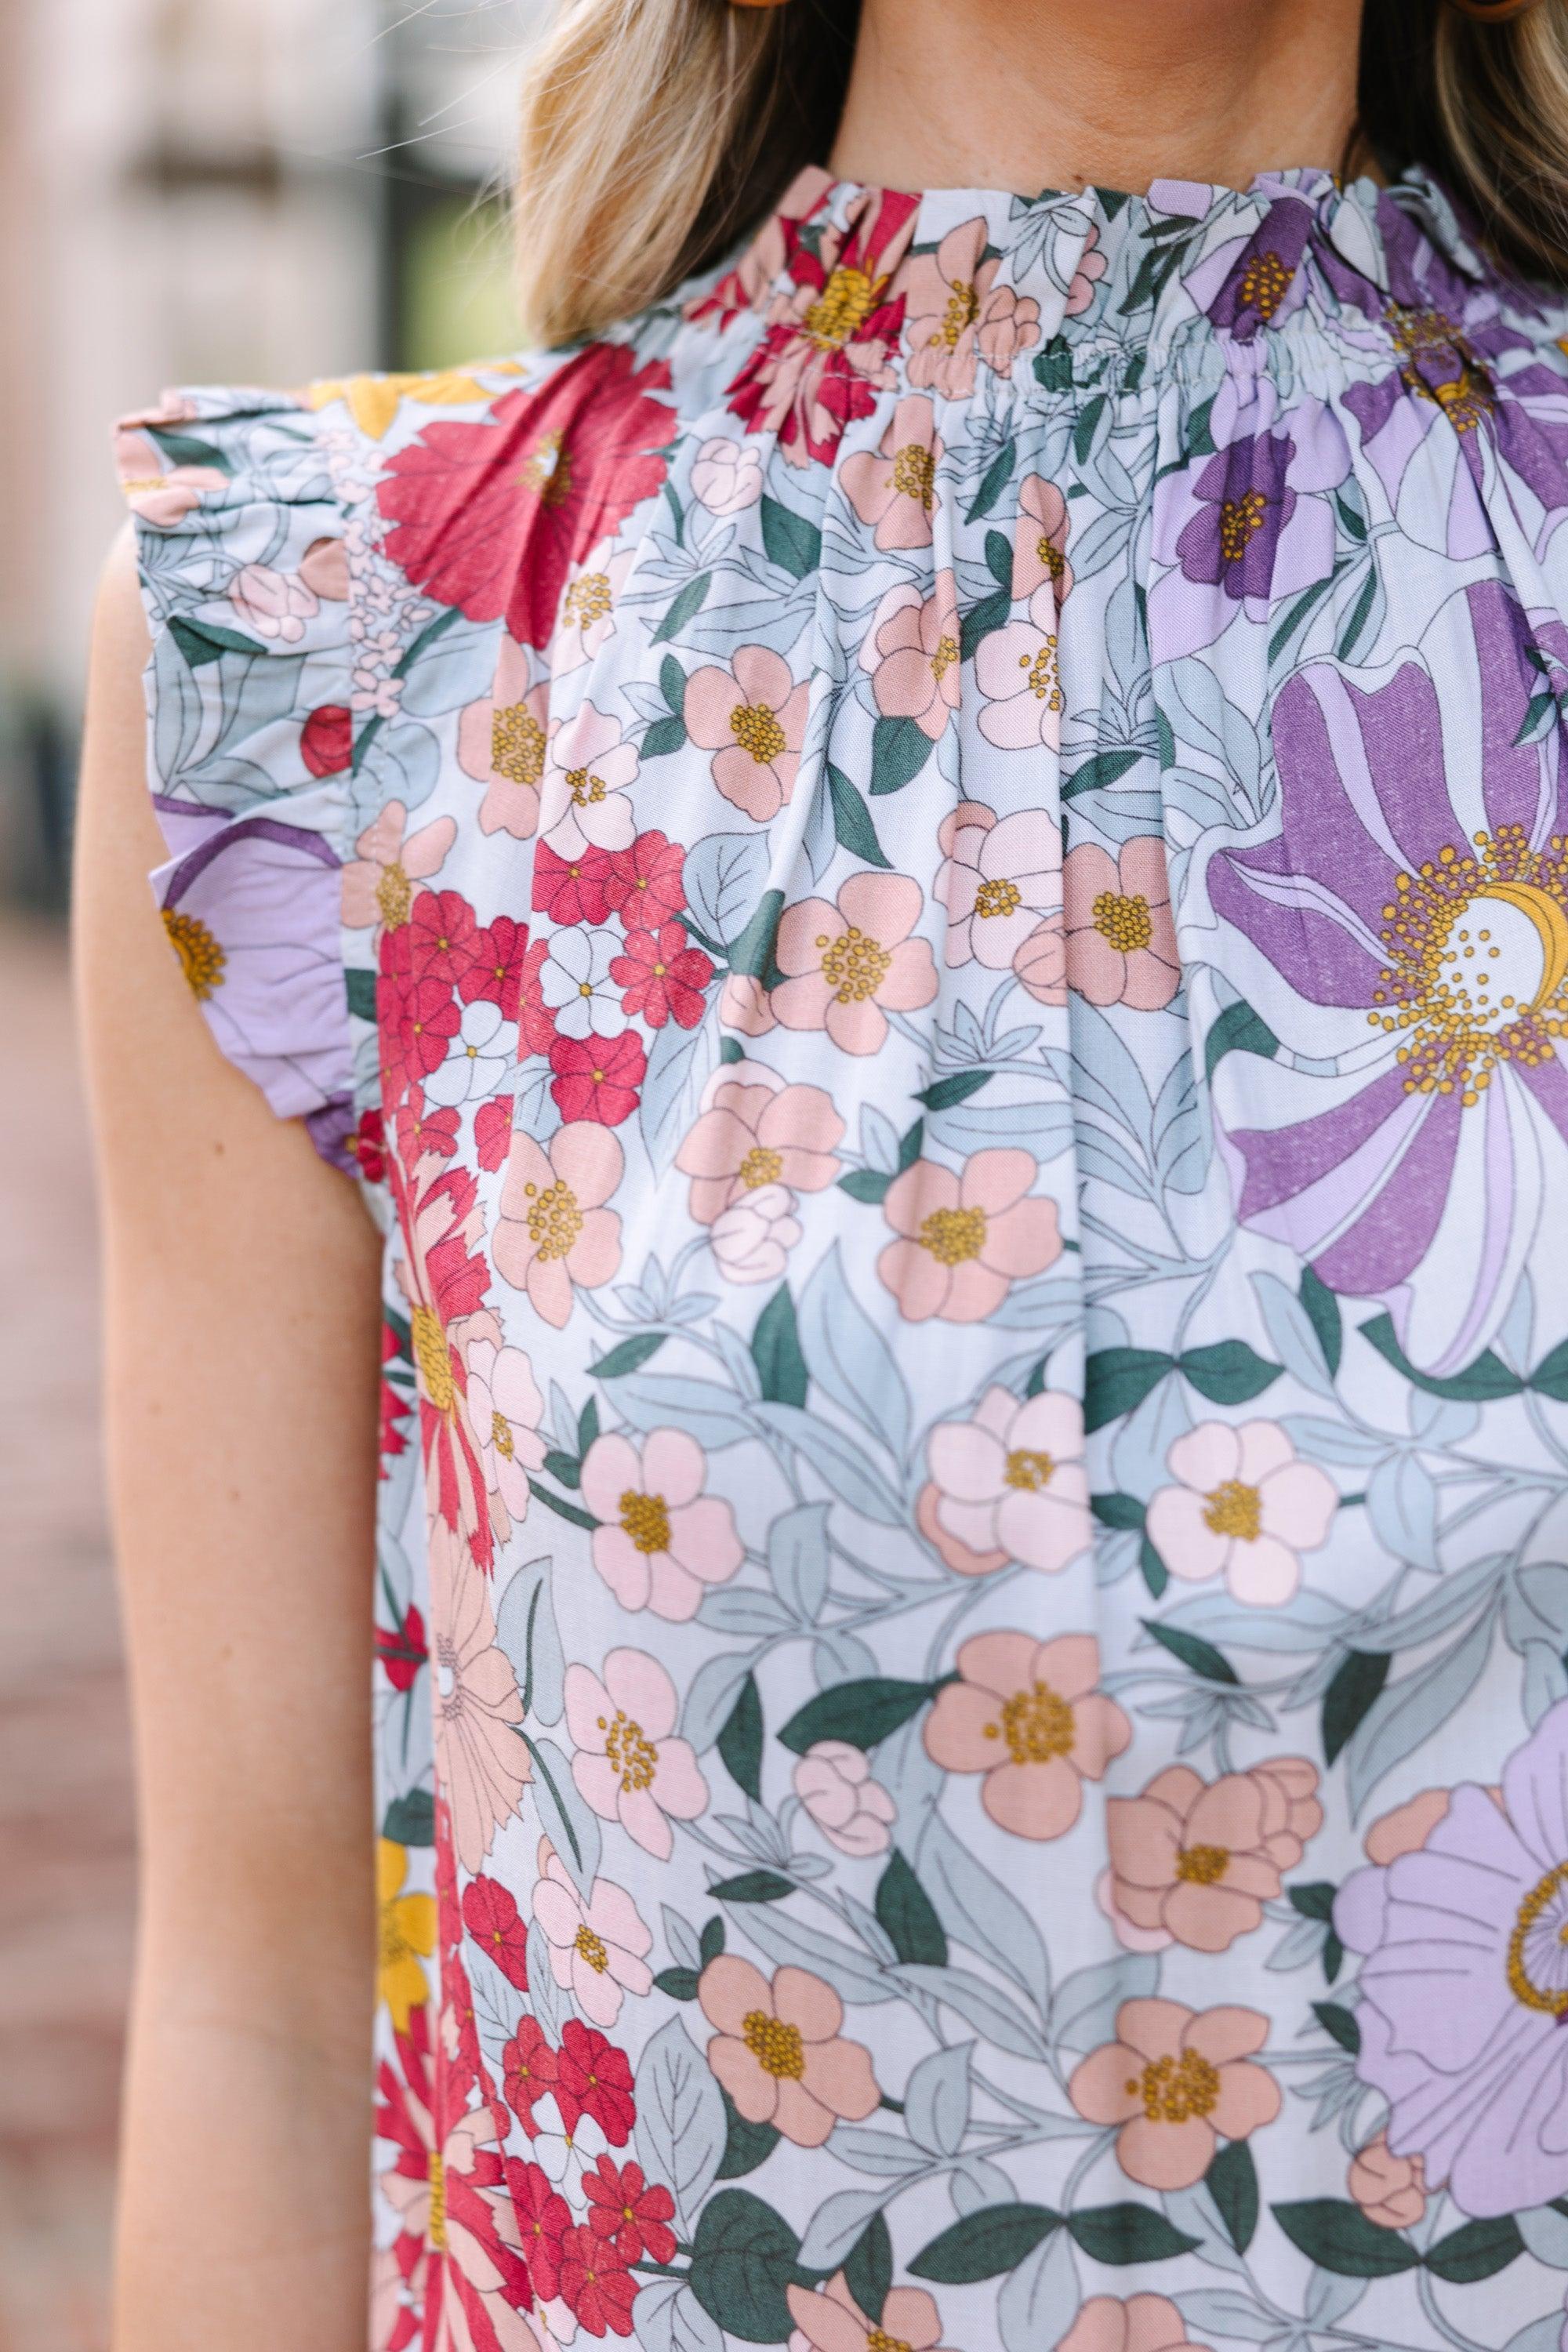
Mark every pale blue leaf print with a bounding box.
[1505,2323,1567,2352]
[1265,1915,1330,1974]
[950,2155,1018,2216]
[859,1103,904,1176]
[753,1401,906,1525]
[906,2042,972,2158]
[931,1098,1077,1163]
[634,2017,728,2227]
[1110,1369,1192,1501]
[770,1502,832,1624]
[797,1244,912,1462]
[1364,1452,1439,1570]
[683,830,771,946]
[1067,1002,1153,1143]
[358,718,441,813]
[893,1965,1052,2063]
[1345,1608,1497,1817]
[1408,1389,1479,1446]
[494,1555,564,1726]
[999,2225,1080,2352]
[1162,2180,1247,2274]
[639,1012,722,1176]
[1523,1641,1568,1728]
[710,1319,764,1401]
[798,2189,887,2272]
[1174,2288,1279,2341]
[1075,1130,1155,1202]
[395,620,501,716]
[801,764,837,884]
[830,2127,929,2177]
[633,2280,724,2352]
[986,1278,1083,1333]
[1302,2270,1368,2331]
[1251,1272,1336,1399]
[526,1918,566,2042]
[662,1905,702,1973]
[682,1652,757,1753]
[524,1734,601,1899]
[1163,657,1263,809]
[1505,1561,1568,1649]
[1278,1414,1388,1468]
[916,1812,1052,2013]
[608,1372,757,1452]
[1353,1554,1502,1652]
[815,1629,879,1686]
[698,1588,797,1637]
[729,1899,896,2005]
[1162,1588,1352,1654]
[1517,2202,1568,2267]
[1050,1954,1159,2054]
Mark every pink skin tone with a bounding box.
[531,1845,653,2029]
[458,642,548,840]
[841,396,946,551]
[926,1384,1091,1573]
[493,1123,623,1330]
[772,873,938,1055]
[698,1958,880,2147]
[786,2273,956,2352]
[1064,837,1181,1011]
[879,1146,1061,1323]
[684,644,810,822]
[866,575,962,739]
[1106,1758,1323,1951]
[676,1073,845,1224]
[579,1428,744,1621]
[564,1648,709,1862]
[341,798,457,929]
[937,801,1062,971]
[924,1631,1131,1839]
[1146,1420,1339,1606]
[1070,1998,1281,2190]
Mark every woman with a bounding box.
[77,0,1568,2344]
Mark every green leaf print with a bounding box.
[1142,1620,1241,1686]
[826,764,895,869]
[908,2203,1062,2284]
[715,2090,781,2181]
[717,1673,764,1802]
[843,2212,893,2324]
[1205,2141,1260,2255]
[1203,998,1281,1080]
[778,1678,941,1755]
[750,1285,808,1408]
[869,714,934,797]
[1359,1313,1523,1402]
[1321,1650,1391,1766]
[1272,2201,1422,2278]
[760,495,822,579]
[688,2188,812,2342]
[1068,2205,1201,2266]
[874,1850,949,1968]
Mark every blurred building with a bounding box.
[0,0,532,906]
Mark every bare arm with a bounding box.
[75,526,384,2349]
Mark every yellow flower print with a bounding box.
[377,1836,437,2030]
[306,367,517,442]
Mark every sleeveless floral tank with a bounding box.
[118,165,1568,2352]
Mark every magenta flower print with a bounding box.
[1335,1700,1568,2218]
[564,1649,708,1861]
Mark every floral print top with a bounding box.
[117,163,1568,2352]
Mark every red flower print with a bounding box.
[300,700,352,776]
[375,1599,426,1691]
[534,840,614,926]
[583,2155,677,2266]
[347,1103,387,1183]
[378,935,460,1100]
[555,2019,635,2145]
[410,887,481,993]
[474,1094,514,1173]
[611,923,714,1029]
[550,1030,646,1127]
[378,343,677,650]
[605,829,686,928]
[558,2221,638,2339]
[503,2013,558,2135]
[462,913,531,1021]
[511,2159,570,2298]
[395,1089,459,1167]
[463,1874,530,1989]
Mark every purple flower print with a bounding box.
[1335,1699,1568,2220]
[152,808,350,1122]
[1202,187,1316,340]
[1175,428,1296,602]
[1210,581,1568,1375]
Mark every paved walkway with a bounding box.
[0,913,132,2349]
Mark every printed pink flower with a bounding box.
[493,1124,622,1329]
[579,1428,743,1620]
[1014,916,1068,1006]
[691,436,765,515]
[793,1742,896,1857]
[1350,2132,1428,2230]
[864,576,961,740]
[230,561,318,644]
[1107,1759,1323,1953]
[532,1843,653,2028]
[428,1523,528,1873]
[564,1648,709,1860]
[1065,838,1181,1010]
[915,1478,1007,1578]
[1363,1787,1462,1865]
[676,1066,844,1224]
[552,538,636,673]
[457,637,548,841]
[463,1337,547,1522]
[539,702,641,858]
[114,421,227,527]
[1070,1999,1280,2190]
[926,1385,1090,1573]
[787,2274,956,2352]
[902,216,1040,398]
[879,1149,1061,1322]
[1011,474,1074,604]
[840,395,945,550]
[936,801,1062,971]
[299,535,350,601]
[924,1631,1131,1841]
[685,645,809,822]
[1146,1421,1338,1606]
[1060,2295,1210,2352]
[342,798,458,930]
[772,873,938,1054]
[712,1186,802,1285]
[699,1958,880,2146]
[1068,223,1108,316]
[975,601,1065,750]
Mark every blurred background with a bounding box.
[0,3,533,2338]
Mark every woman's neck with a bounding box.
[828,0,1366,198]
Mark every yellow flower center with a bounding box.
[1386,303,1494,431]
[931,633,960,684]
[1175,1842,1232,1886]
[868,2335,914,2352]
[933,280,981,347]
[890,442,936,509]
[1239,249,1290,320]
[983,1679,1075,1766]
[1203,1478,1262,1541]
[1018,638,1063,709]
[1038,533,1066,581]
[521,428,572,506]
[919,1203,987,1266]
[563,571,613,630]
[427,2149,448,2251]
[1506,1860,1568,2016]
[411,1305,455,1415]
[1094,890,1154,954]
[1220,490,1269,564]
[523,1177,584,1262]
[565,764,606,808]
[491,1409,514,1461]
[376,860,413,929]
[575,1924,610,1973]
[819,924,892,1002]
[975,877,1022,921]
[729,701,787,766]
[601,1709,660,1793]
[1127,2049,1221,2124]
[492,702,546,788]
[619,1489,672,1555]
[739,1144,784,1189]
[742,2009,806,2079]
[162,907,226,1000]
[1004,1447,1055,1492]
[804,265,883,350]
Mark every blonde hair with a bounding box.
[515,0,1568,349]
